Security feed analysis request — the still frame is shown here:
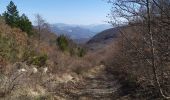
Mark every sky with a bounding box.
[0,0,111,25]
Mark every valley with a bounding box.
[51,23,112,44]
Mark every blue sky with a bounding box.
[0,0,111,25]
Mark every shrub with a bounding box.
[0,18,28,63]
[0,34,18,62]
[70,47,86,57]
[30,54,48,67]
[69,48,76,56]
[56,35,69,51]
[77,47,86,57]
[22,49,36,62]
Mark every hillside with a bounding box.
[1,0,170,100]
[51,23,95,39]
[0,19,122,99]
[78,24,112,33]
[86,27,119,50]
[0,11,121,99]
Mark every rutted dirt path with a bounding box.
[76,65,121,100]
[54,65,121,100]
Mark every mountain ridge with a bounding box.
[86,27,119,50]
[50,23,112,43]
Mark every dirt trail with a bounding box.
[55,65,121,100]
[77,66,121,100]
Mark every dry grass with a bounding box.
[0,18,99,99]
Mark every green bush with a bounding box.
[23,48,48,67]
[29,54,48,67]
[56,35,69,51]
[69,48,76,56]
[70,47,86,57]
[18,14,33,36]
[77,47,86,57]
[56,35,86,57]
[22,49,36,62]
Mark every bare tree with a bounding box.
[34,14,45,32]
[108,0,170,99]
[34,14,45,42]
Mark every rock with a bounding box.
[43,67,48,73]
[32,67,38,73]
[18,68,27,73]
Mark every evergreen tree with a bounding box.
[57,35,69,51]
[3,1,20,27]
[3,1,33,36]
[18,14,33,36]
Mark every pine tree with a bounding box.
[3,1,33,36]
[3,1,20,27]
[18,14,33,36]
[57,35,69,51]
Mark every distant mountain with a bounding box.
[50,23,112,44]
[80,24,112,33]
[86,27,120,50]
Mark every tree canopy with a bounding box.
[3,1,33,36]
[18,14,32,36]
[3,1,19,27]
